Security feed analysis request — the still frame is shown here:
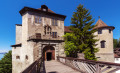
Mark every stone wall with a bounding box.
[27,12,65,38]
[12,10,65,73]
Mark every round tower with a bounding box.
[94,19,115,62]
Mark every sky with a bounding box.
[0,0,120,52]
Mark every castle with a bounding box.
[11,5,115,73]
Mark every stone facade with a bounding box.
[12,5,66,73]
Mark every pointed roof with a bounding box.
[96,19,108,27]
[93,19,115,30]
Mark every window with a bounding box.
[101,41,106,48]
[26,55,28,60]
[16,56,20,59]
[35,16,42,24]
[52,18,58,26]
[109,29,111,33]
[52,32,57,38]
[36,33,41,39]
[98,29,102,34]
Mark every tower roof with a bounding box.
[93,19,115,30]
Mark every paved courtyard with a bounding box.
[45,60,80,73]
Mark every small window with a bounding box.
[109,29,111,33]
[52,18,58,26]
[101,41,106,48]
[52,32,57,38]
[16,56,20,59]
[36,33,41,39]
[35,16,42,24]
[98,29,102,34]
[26,55,28,60]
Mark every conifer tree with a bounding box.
[64,4,98,60]
[0,51,12,73]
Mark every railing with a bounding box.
[28,34,64,41]
[21,56,45,73]
[57,56,120,73]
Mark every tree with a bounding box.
[0,50,12,73]
[64,4,98,60]
[113,39,119,49]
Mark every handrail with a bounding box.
[57,56,120,73]
[21,56,44,73]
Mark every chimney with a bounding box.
[41,5,48,12]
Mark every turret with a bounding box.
[94,19,115,62]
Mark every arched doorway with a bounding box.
[43,46,55,61]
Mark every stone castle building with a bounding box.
[11,5,115,73]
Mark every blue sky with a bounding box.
[0,0,120,51]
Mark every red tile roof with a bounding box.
[93,19,115,30]
[64,26,72,33]
[38,8,55,13]
[114,48,120,58]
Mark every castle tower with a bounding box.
[94,19,115,62]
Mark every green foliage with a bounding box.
[64,4,98,60]
[64,33,77,57]
[113,38,120,49]
[0,50,12,73]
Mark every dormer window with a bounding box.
[43,8,47,11]
[98,29,102,34]
[41,5,48,12]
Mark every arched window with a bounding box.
[101,40,106,48]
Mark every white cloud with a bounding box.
[0,50,9,53]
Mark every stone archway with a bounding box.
[43,46,55,61]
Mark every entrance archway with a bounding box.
[43,46,55,61]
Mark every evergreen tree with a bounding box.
[113,38,119,49]
[0,50,12,73]
[64,4,98,60]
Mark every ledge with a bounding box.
[11,43,22,47]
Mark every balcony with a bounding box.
[28,33,64,42]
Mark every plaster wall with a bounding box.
[12,47,22,73]
[94,28,114,62]
[16,25,22,44]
